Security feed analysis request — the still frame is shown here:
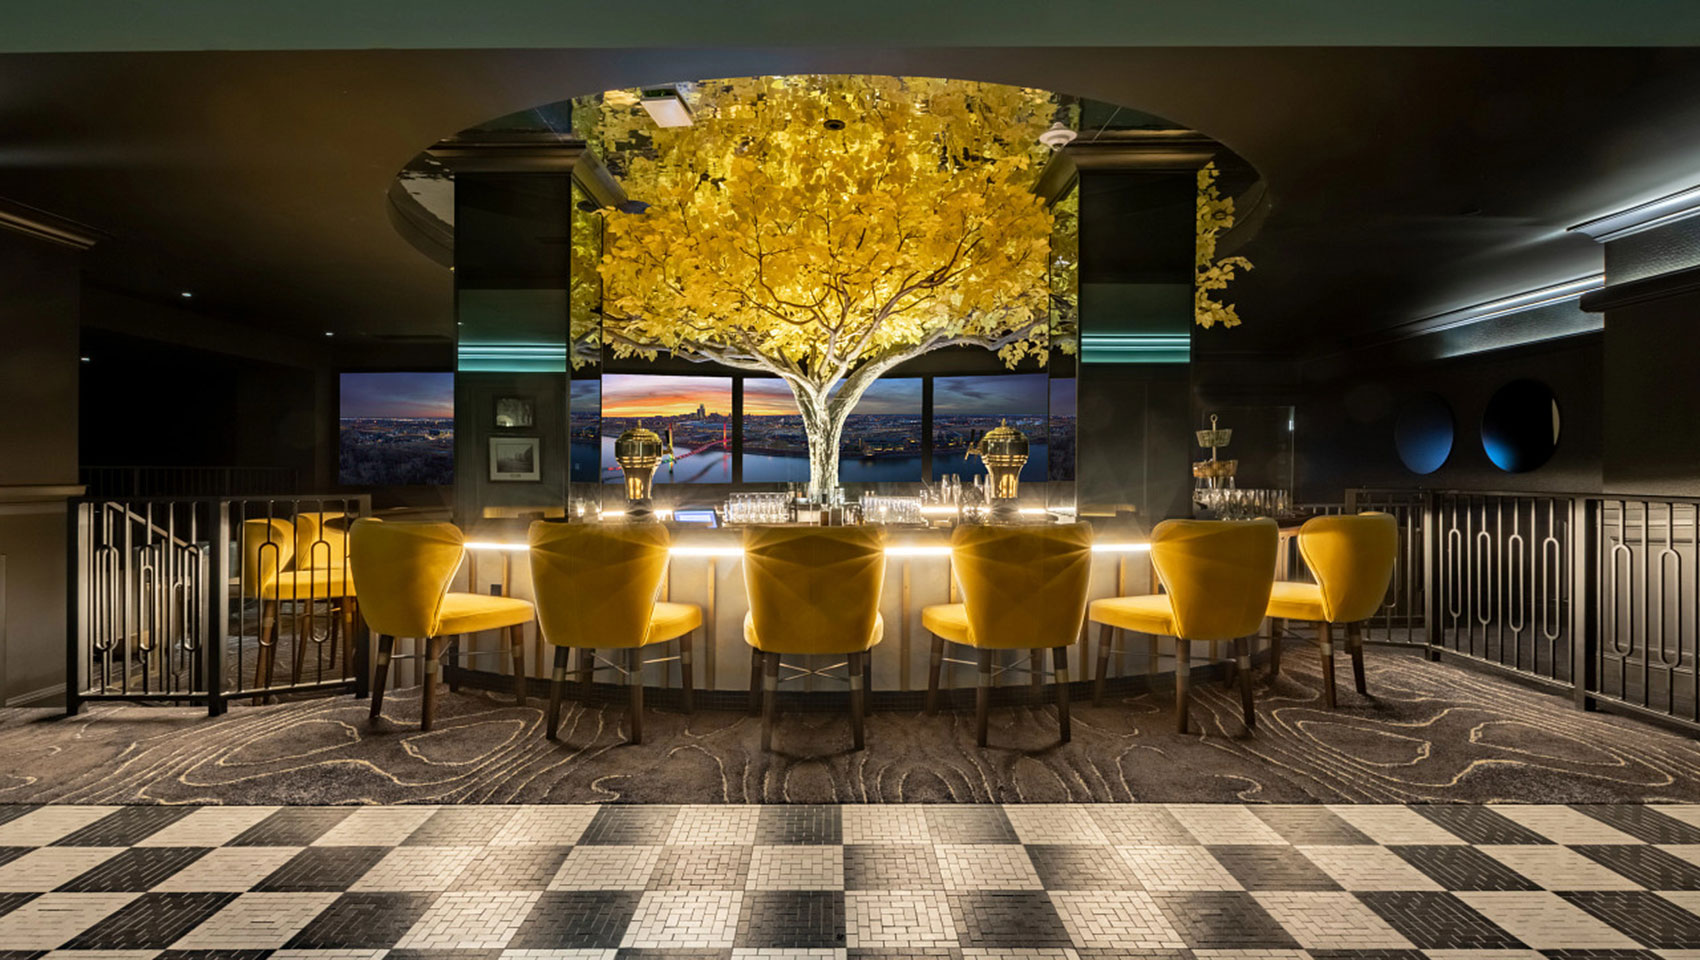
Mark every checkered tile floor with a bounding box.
[4,803,1700,958]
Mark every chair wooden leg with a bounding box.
[1235,636,1256,731]
[1175,639,1191,734]
[1268,617,1283,678]
[976,648,992,747]
[546,646,569,741]
[578,647,595,699]
[626,647,644,745]
[1349,622,1367,695]
[509,624,528,706]
[421,635,448,732]
[761,652,779,751]
[863,651,873,700]
[1094,623,1113,705]
[925,633,944,715]
[680,631,694,714]
[848,651,866,751]
[292,603,312,684]
[369,633,394,721]
[749,646,763,717]
[1319,621,1338,708]
[1053,646,1072,744]
[1029,648,1044,702]
[253,600,279,705]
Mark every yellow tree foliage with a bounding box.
[1195,161,1252,329]
[582,75,1060,493]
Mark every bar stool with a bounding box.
[1265,512,1398,707]
[921,523,1093,748]
[743,526,886,752]
[241,518,356,701]
[349,518,533,731]
[529,520,701,745]
[1088,518,1277,734]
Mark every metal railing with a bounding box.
[67,494,370,715]
[1344,488,1700,731]
[80,466,301,499]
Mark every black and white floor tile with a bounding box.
[5,803,1700,957]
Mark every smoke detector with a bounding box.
[1038,122,1078,149]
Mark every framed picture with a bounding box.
[494,396,535,429]
[489,436,541,481]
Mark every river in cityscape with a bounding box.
[573,437,1051,484]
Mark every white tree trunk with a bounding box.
[797,391,846,499]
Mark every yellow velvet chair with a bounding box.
[1088,518,1277,733]
[349,518,534,731]
[241,518,357,699]
[743,525,886,752]
[921,523,1093,747]
[528,520,702,745]
[1265,512,1398,707]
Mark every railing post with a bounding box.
[64,501,83,717]
[1571,495,1595,711]
[353,494,371,699]
[206,499,229,716]
[1423,491,1442,661]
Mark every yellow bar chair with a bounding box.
[921,523,1093,748]
[1265,512,1398,707]
[743,525,886,752]
[241,518,356,701]
[1088,518,1277,734]
[349,518,534,731]
[528,520,701,746]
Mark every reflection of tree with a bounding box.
[1196,162,1252,329]
[580,76,1065,496]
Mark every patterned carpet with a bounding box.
[6,646,1700,805]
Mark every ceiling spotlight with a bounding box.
[1038,122,1078,149]
[639,87,693,128]
[180,291,193,298]
[324,331,335,337]
[823,118,846,131]
[80,356,91,363]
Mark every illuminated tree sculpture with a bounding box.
[583,76,1061,496]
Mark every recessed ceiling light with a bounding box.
[640,88,693,128]
[180,291,193,298]
[324,331,335,337]
[80,356,91,363]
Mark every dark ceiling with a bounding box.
[5,47,1700,357]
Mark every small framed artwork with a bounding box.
[489,436,541,481]
[494,396,535,429]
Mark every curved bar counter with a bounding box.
[433,519,1277,706]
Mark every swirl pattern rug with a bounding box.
[6,647,1700,805]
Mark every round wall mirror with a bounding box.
[1394,392,1454,475]
[1481,379,1561,473]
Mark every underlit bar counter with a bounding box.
[444,511,1172,697]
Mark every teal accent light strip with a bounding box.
[1080,333,1190,363]
[457,342,568,373]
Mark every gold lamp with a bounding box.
[968,419,1029,520]
[614,424,665,511]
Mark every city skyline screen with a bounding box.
[934,373,1051,482]
[742,377,923,483]
[599,373,733,483]
[338,372,455,485]
[569,378,601,483]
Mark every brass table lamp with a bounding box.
[968,419,1030,521]
[614,424,664,516]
